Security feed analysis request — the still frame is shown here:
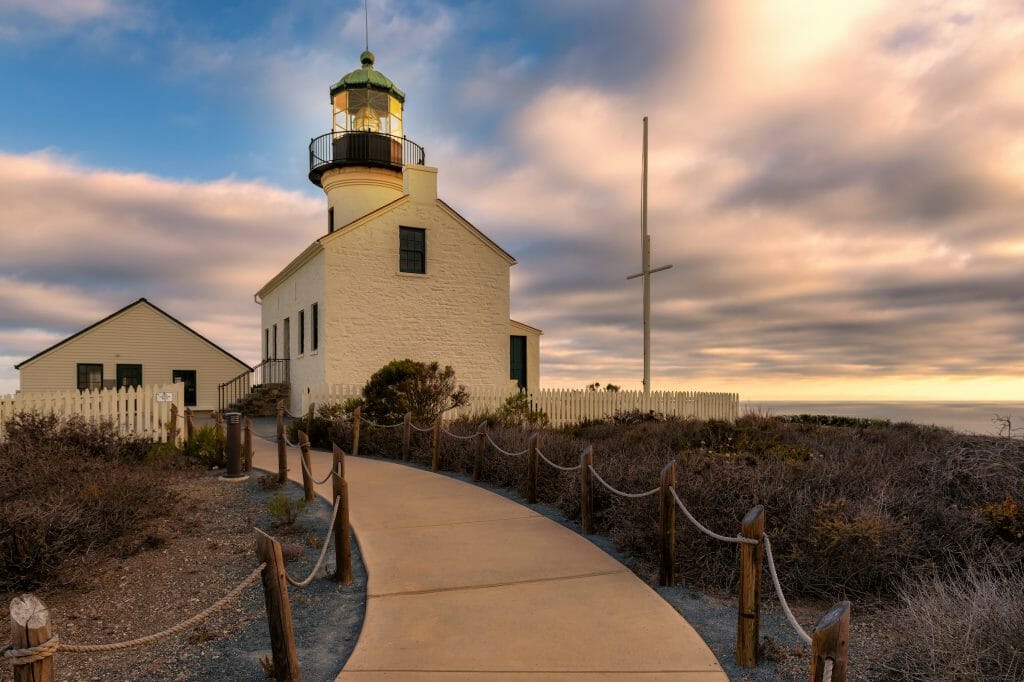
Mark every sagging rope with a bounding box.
[485,431,529,457]
[588,465,659,498]
[441,426,478,441]
[668,487,758,546]
[286,496,341,588]
[410,422,434,433]
[299,456,338,485]
[1,563,266,663]
[762,533,813,645]
[536,448,581,472]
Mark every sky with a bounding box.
[1,0,1022,401]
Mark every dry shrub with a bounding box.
[441,414,1024,604]
[0,412,174,590]
[880,564,1024,680]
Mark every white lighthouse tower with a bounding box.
[309,50,424,228]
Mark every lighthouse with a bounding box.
[308,50,424,228]
[253,51,541,415]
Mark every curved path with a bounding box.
[251,437,726,681]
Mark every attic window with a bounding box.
[399,226,425,274]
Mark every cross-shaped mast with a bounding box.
[626,116,672,399]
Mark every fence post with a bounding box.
[10,594,54,682]
[169,403,179,445]
[297,430,315,503]
[472,421,487,481]
[255,529,301,681]
[811,601,850,682]
[332,469,352,585]
[658,460,677,587]
[244,417,254,472]
[579,445,594,534]
[185,407,194,445]
[276,401,287,484]
[332,441,346,480]
[736,505,766,668]
[431,416,441,471]
[527,432,540,503]
[306,402,315,436]
[351,406,362,457]
[401,412,411,461]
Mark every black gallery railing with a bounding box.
[308,131,425,180]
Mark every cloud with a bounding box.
[3,1,1024,400]
[0,150,322,393]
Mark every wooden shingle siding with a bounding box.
[18,302,249,411]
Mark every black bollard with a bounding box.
[221,412,248,480]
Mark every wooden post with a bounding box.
[184,407,194,445]
[401,412,411,461]
[472,421,487,481]
[352,406,362,457]
[430,416,441,472]
[527,432,540,504]
[255,529,301,681]
[306,402,315,435]
[811,601,850,682]
[10,594,54,682]
[736,505,766,668]
[243,417,254,472]
[276,401,287,484]
[298,430,315,503]
[332,442,346,480]
[658,460,677,587]
[169,404,179,445]
[579,446,594,534]
[332,470,352,585]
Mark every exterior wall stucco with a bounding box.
[18,303,248,411]
[322,197,511,391]
[322,166,404,228]
[259,251,326,414]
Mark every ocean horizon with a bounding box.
[740,400,1024,436]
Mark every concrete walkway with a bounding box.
[251,437,727,681]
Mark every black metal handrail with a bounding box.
[218,359,289,412]
[308,131,425,184]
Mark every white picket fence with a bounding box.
[0,383,185,443]
[304,383,738,426]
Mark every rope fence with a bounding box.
[286,496,341,588]
[2,562,265,666]
[5,409,358,681]
[277,398,852,680]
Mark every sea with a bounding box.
[740,401,1024,436]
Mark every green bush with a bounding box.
[361,359,468,423]
[267,493,306,527]
[185,425,225,467]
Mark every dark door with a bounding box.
[510,336,527,390]
[116,364,143,388]
[172,370,197,407]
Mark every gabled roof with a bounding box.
[15,298,252,371]
[256,193,517,300]
[510,319,543,335]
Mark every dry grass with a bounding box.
[0,413,177,591]
[879,564,1024,680]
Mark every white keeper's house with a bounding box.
[248,51,541,414]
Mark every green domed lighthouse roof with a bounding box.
[329,51,406,103]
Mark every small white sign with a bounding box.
[156,392,174,403]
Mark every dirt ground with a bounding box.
[1,468,366,682]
